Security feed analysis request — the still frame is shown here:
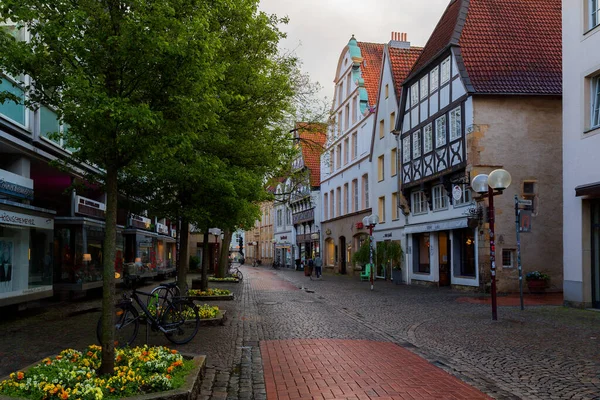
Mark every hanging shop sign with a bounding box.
[130,214,152,230]
[156,222,169,235]
[0,170,34,200]
[75,195,106,219]
[0,210,53,229]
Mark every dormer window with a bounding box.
[441,57,451,85]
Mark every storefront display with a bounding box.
[0,207,54,306]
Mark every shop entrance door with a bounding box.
[438,231,450,286]
[340,236,347,274]
[592,200,600,308]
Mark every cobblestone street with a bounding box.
[1,265,599,399]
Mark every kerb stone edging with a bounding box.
[0,354,206,400]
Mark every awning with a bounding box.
[575,181,600,197]
[404,218,468,234]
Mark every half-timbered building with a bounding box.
[397,0,562,292]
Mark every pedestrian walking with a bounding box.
[307,257,314,276]
[314,254,322,278]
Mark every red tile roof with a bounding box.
[388,46,423,99]
[357,42,385,107]
[296,123,327,187]
[407,0,562,95]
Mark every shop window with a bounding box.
[502,249,515,268]
[412,233,431,273]
[454,228,476,277]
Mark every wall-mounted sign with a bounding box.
[130,214,151,230]
[280,235,287,240]
[452,185,463,201]
[519,210,532,232]
[383,233,393,238]
[0,210,53,229]
[75,195,106,218]
[0,170,34,200]
[156,222,169,235]
[356,222,364,229]
[325,228,332,235]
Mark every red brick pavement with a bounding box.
[247,267,299,292]
[261,339,491,400]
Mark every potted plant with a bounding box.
[525,270,550,293]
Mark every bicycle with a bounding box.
[228,264,243,281]
[97,285,200,347]
[150,281,181,309]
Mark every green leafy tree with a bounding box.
[0,0,226,373]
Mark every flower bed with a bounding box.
[207,277,239,283]
[187,289,234,301]
[0,345,197,400]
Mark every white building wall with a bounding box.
[562,0,600,306]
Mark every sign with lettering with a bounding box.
[130,214,151,230]
[519,210,532,232]
[156,223,169,235]
[0,210,53,229]
[383,233,393,238]
[0,170,34,200]
[75,195,106,218]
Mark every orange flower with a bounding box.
[45,360,52,366]
[171,349,178,354]
[167,366,173,373]
[56,355,63,360]
[16,372,24,380]
[110,387,115,393]
[87,351,93,357]
[60,391,69,399]
[116,355,122,362]
[166,375,171,379]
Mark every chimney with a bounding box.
[390,31,410,49]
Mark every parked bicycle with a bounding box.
[97,283,199,347]
[150,281,181,310]
[228,264,243,281]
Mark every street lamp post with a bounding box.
[471,169,512,321]
[362,214,379,291]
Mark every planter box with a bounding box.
[0,354,206,400]
[188,294,234,301]
[199,310,227,326]
[527,280,548,294]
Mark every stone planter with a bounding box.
[0,354,206,400]
[199,310,227,326]
[188,294,234,301]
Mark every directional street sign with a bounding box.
[518,199,532,206]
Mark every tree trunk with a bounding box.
[100,166,117,375]
[178,217,190,293]
[201,230,210,291]
[218,230,233,278]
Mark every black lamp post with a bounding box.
[471,169,512,321]
[362,214,379,291]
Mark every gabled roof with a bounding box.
[296,123,327,187]
[357,42,385,107]
[406,0,562,95]
[388,46,423,99]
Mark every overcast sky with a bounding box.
[259,0,451,102]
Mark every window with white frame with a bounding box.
[591,0,600,29]
[411,191,427,214]
[436,115,447,148]
[324,193,329,219]
[430,66,439,93]
[402,136,411,163]
[286,209,291,225]
[336,144,342,168]
[362,174,369,209]
[330,190,334,218]
[344,138,349,164]
[329,150,334,173]
[441,56,451,84]
[391,148,397,176]
[502,249,515,268]
[449,106,461,140]
[344,183,349,214]
[423,123,433,153]
[412,129,421,159]
[345,103,350,130]
[592,76,600,129]
[453,185,472,206]
[378,196,386,223]
[411,83,419,107]
[352,179,358,212]
[352,96,358,124]
[420,76,428,100]
[352,132,358,159]
[432,185,448,210]
[337,187,341,217]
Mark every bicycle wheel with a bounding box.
[162,299,200,345]
[150,284,181,310]
[97,304,139,348]
[234,268,243,281]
